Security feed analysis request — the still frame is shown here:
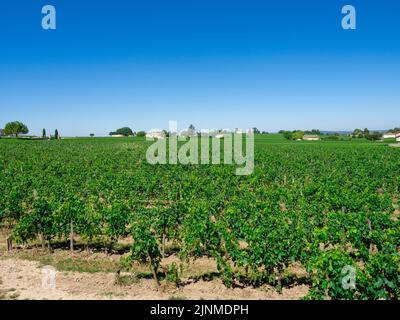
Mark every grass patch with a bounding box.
[16,251,120,273]
[54,258,119,273]
[101,291,126,298]
[114,273,139,286]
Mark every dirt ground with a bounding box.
[0,229,308,300]
[0,255,308,300]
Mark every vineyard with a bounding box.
[0,135,399,299]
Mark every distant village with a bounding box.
[108,126,400,143]
[1,122,400,143]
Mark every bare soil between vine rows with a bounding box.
[0,256,309,300]
[0,242,308,300]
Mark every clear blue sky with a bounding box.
[1,0,399,136]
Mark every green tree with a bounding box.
[42,128,47,138]
[388,127,400,133]
[305,129,320,135]
[282,131,293,140]
[292,131,305,140]
[55,129,59,140]
[136,131,146,137]
[365,131,383,141]
[3,121,29,137]
[109,127,134,136]
[352,128,363,138]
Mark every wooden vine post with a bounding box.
[6,237,12,252]
[70,221,74,252]
[162,233,166,258]
[40,233,46,250]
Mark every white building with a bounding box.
[179,129,196,138]
[303,135,320,141]
[146,130,165,139]
[396,133,400,142]
[383,132,397,139]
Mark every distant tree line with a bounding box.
[386,127,400,133]
[108,127,148,137]
[278,129,321,140]
[280,130,305,140]
[109,127,134,136]
[43,128,61,140]
[278,128,384,141]
[3,121,29,137]
[352,128,382,141]
[0,122,63,140]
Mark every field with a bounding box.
[0,135,399,300]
